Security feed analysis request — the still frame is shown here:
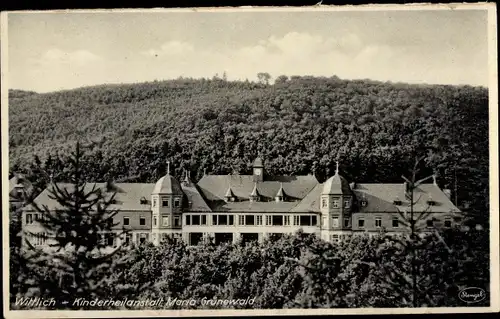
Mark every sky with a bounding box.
[7,8,491,93]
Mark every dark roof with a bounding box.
[322,173,351,194]
[253,157,264,167]
[290,184,322,213]
[197,174,319,204]
[25,182,211,213]
[152,175,183,194]
[353,183,461,213]
[25,183,154,212]
[181,184,212,212]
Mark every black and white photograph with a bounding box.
[2,4,498,317]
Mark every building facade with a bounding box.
[21,158,462,248]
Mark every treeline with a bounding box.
[8,76,489,225]
[11,230,489,309]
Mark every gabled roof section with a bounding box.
[181,183,212,212]
[25,183,154,212]
[197,174,318,203]
[290,184,322,213]
[353,183,460,213]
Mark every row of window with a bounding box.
[152,197,182,208]
[25,213,49,225]
[355,217,452,229]
[27,232,48,246]
[183,214,318,227]
[321,198,351,209]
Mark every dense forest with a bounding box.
[11,230,490,309]
[8,76,489,225]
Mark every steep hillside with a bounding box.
[8,76,489,223]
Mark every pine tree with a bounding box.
[20,142,130,309]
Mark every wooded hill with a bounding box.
[8,76,489,224]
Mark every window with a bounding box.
[444,219,452,228]
[174,216,181,227]
[123,217,130,226]
[125,233,132,245]
[26,214,33,225]
[256,215,263,225]
[201,215,207,225]
[107,234,114,247]
[358,219,365,228]
[153,217,157,226]
[174,198,181,208]
[213,215,233,226]
[239,215,245,225]
[284,215,290,226]
[344,200,350,208]
[293,216,299,226]
[331,234,339,243]
[153,198,157,207]
[392,218,399,228]
[426,219,434,228]
[312,216,317,226]
[322,216,326,227]
[219,215,228,225]
[192,215,201,226]
[272,215,284,226]
[333,200,339,208]
[162,216,169,226]
[33,233,47,246]
[139,233,148,244]
[139,217,146,226]
[266,215,272,226]
[375,217,382,228]
[162,198,169,207]
[321,198,327,208]
[344,218,349,227]
[331,216,339,228]
[186,215,191,225]
[300,215,310,226]
[361,200,367,207]
[245,215,255,226]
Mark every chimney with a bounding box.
[443,189,451,199]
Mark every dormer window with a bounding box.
[275,196,284,203]
[361,200,367,207]
[393,198,402,205]
[427,195,436,206]
[140,197,147,205]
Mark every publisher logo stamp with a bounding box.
[458,287,486,303]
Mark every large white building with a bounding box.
[21,157,462,248]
